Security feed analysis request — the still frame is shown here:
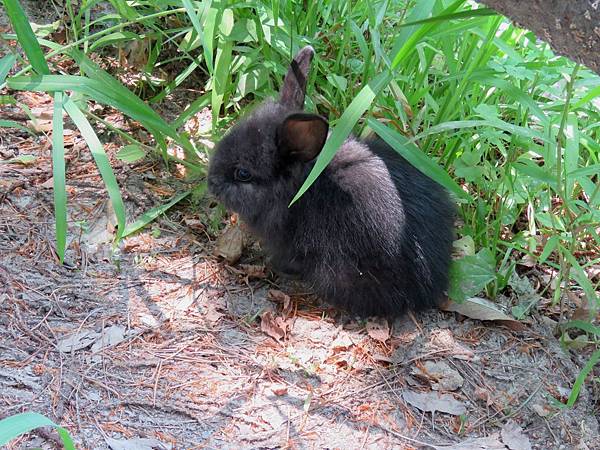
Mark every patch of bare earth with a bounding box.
[1,93,599,450]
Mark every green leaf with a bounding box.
[0,53,16,84]
[7,71,195,158]
[290,70,393,205]
[89,31,140,52]
[211,8,234,125]
[0,412,75,449]
[116,144,146,163]
[367,118,469,200]
[182,0,204,51]
[0,154,36,164]
[449,248,497,302]
[562,320,600,338]
[2,0,50,75]
[398,7,497,27]
[567,348,600,407]
[52,91,67,263]
[123,190,193,237]
[62,97,126,240]
[0,119,35,135]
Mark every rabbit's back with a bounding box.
[282,137,454,317]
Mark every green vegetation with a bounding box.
[1,0,599,425]
[0,412,75,448]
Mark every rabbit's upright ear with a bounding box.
[280,46,315,110]
[278,113,328,162]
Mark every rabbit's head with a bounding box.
[208,46,328,226]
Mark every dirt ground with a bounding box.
[0,87,599,450]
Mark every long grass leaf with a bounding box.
[290,70,393,205]
[62,97,126,240]
[2,0,50,75]
[567,348,600,407]
[182,0,204,49]
[52,91,67,263]
[0,54,16,84]
[398,7,497,27]
[0,412,75,449]
[7,73,198,160]
[123,190,192,237]
[0,119,35,135]
[211,8,234,126]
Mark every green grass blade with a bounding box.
[0,119,35,135]
[567,348,600,407]
[391,0,464,70]
[367,118,469,200]
[62,96,126,240]
[290,70,393,205]
[2,0,50,75]
[572,85,600,110]
[203,3,218,75]
[562,320,600,338]
[7,72,196,158]
[0,412,75,449]
[52,91,67,263]
[0,53,16,84]
[123,190,192,237]
[182,0,204,50]
[211,8,234,126]
[398,7,497,27]
[172,91,210,129]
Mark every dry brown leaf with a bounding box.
[442,297,527,331]
[402,389,466,416]
[213,224,244,264]
[268,289,293,317]
[270,384,288,396]
[427,329,476,361]
[501,420,532,450]
[260,311,292,342]
[239,264,267,279]
[366,317,390,343]
[412,360,464,391]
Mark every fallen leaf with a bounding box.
[473,386,492,406]
[260,310,292,342]
[442,297,526,331]
[270,384,288,396]
[105,437,171,450]
[213,224,244,264]
[366,317,390,343]
[427,329,476,361]
[331,334,355,352]
[268,289,290,305]
[204,304,224,325]
[501,420,532,450]
[402,390,466,416]
[57,329,100,352]
[437,433,505,450]
[91,325,126,353]
[268,289,293,317]
[239,264,267,278]
[259,406,287,430]
[412,360,464,391]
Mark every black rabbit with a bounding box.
[208,46,454,318]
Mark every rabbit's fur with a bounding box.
[208,46,454,317]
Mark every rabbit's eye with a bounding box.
[234,168,252,182]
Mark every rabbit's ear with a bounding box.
[279,46,315,110]
[279,113,328,162]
